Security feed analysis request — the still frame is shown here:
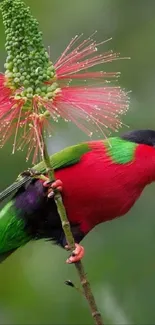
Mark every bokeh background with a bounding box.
[0,0,155,324]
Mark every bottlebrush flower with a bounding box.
[0,0,129,163]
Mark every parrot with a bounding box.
[0,128,155,264]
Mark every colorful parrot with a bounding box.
[0,129,155,264]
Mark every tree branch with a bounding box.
[42,140,103,325]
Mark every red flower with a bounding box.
[0,35,129,163]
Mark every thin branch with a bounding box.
[42,139,103,325]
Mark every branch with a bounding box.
[42,141,103,325]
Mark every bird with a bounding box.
[0,129,155,264]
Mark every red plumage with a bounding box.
[54,142,155,235]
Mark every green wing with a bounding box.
[0,142,90,202]
[34,142,90,173]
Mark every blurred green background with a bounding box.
[0,0,155,324]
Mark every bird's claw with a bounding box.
[43,179,63,198]
[65,243,85,264]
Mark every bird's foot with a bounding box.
[43,179,63,198]
[65,243,85,264]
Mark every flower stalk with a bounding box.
[42,137,103,325]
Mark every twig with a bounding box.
[42,140,103,325]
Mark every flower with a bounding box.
[44,35,129,137]
[0,0,129,163]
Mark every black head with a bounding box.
[121,129,155,147]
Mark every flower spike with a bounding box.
[0,0,129,163]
